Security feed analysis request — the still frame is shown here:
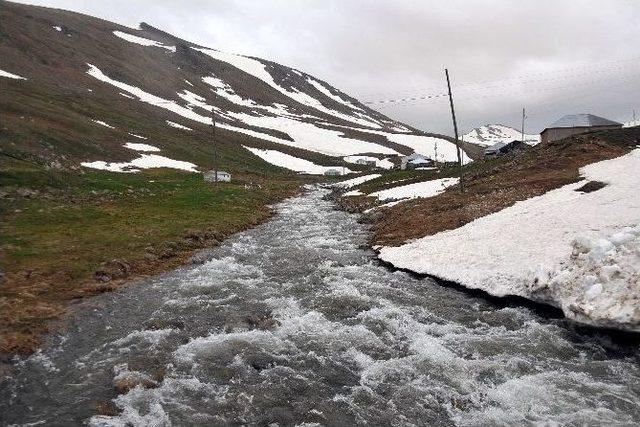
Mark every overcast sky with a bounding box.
[15,0,640,135]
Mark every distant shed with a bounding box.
[540,114,622,144]
[484,142,506,158]
[204,170,231,182]
[484,140,529,159]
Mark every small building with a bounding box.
[400,153,433,170]
[484,142,506,158]
[324,168,342,176]
[540,114,622,144]
[355,158,377,166]
[204,170,231,182]
[484,140,528,159]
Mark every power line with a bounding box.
[366,68,640,108]
[360,57,640,107]
[358,56,640,100]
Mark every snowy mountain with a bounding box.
[463,124,540,147]
[623,119,640,128]
[0,1,467,175]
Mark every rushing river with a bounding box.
[2,188,640,426]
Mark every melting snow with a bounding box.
[86,63,300,147]
[228,110,398,157]
[194,47,383,128]
[82,154,198,173]
[333,174,381,188]
[244,146,352,175]
[202,75,258,108]
[92,119,115,129]
[113,30,176,52]
[166,120,192,131]
[124,142,160,152]
[379,150,640,330]
[370,177,459,201]
[0,69,27,80]
[128,133,147,140]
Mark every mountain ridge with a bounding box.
[0,0,470,176]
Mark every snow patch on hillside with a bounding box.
[124,143,160,152]
[244,146,352,175]
[379,150,640,331]
[229,111,398,157]
[113,31,176,52]
[334,174,381,188]
[128,133,147,140]
[85,64,429,159]
[370,178,459,202]
[202,75,257,108]
[86,63,295,146]
[92,119,115,129]
[193,47,383,128]
[0,69,27,80]
[166,121,192,131]
[82,154,197,173]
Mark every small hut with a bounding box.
[204,170,231,182]
[540,114,622,144]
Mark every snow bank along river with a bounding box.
[2,189,639,426]
[379,150,640,331]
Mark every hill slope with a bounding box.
[0,0,466,175]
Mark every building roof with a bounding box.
[404,152,428,161]
[547,114,622,129]
[485,142,506,153]
[409,157,431,164]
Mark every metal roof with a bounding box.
[547,114,622,129]
[404,152,428,161]
[484,142,506,153]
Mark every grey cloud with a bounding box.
[14,0,640,135]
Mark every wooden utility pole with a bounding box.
[445,68,464,192]
[211,110,218,185]
[521,107,526,142]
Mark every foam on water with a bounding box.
[1,188,639,426]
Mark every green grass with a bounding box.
[1,164,301,279]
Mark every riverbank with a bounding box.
[3,187,640,426]
[0,165,309,355]
[336,126,640,332]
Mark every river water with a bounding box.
[2,188,640,426]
